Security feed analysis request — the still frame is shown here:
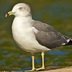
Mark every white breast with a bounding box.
[12,17,50,53]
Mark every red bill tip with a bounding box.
[5,13,9,17]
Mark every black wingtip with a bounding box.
[66,39,72,45]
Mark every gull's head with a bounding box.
[5,3,31,17]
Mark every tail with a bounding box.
[64,36,72,46]
[66,39,72,45]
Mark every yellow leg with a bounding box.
[36,52,45,71]
[41,52,45,69]
[29,55,35,71]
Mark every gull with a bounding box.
[5,3,72,71]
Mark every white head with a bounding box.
[5,3,32,17]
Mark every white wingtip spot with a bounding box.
[62,43,66,45]
[67,39,70,43]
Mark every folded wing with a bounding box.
[32,21,72,49]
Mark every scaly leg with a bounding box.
[36,52,45,71]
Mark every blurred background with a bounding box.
[0,0,72,71]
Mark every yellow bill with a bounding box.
[5,11,15,17]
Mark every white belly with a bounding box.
[12,19,50,53]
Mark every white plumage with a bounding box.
[12,12,50,53]
[6,3,72,71]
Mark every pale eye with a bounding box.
[19,7,23,10]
